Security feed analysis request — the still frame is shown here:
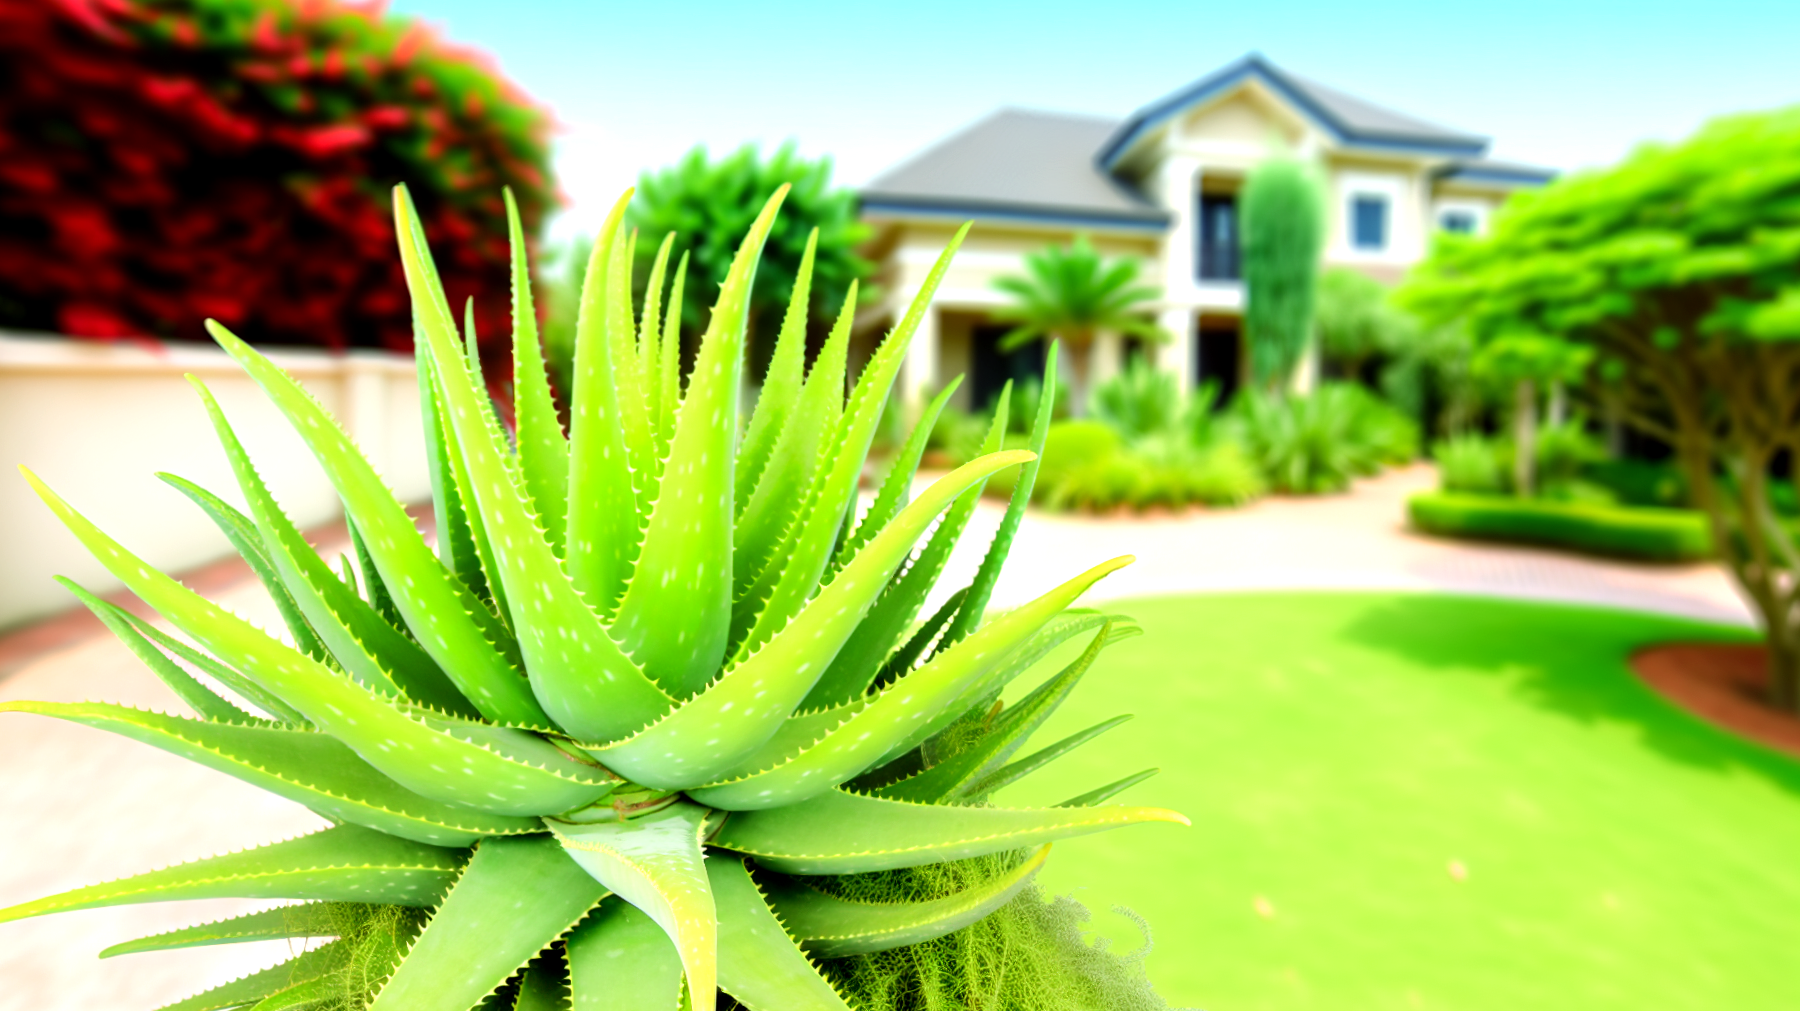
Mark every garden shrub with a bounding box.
[1535,419,1607,488]
[0,0,552,349]
[1233,382,1420,494]
[1433,433,1505,495]
[1408,492,1711,562]
[1091,359,1181,439]
[1586,458,1689,508]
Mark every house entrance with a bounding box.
[1195,318,1242,405]
[970,323,1044,412]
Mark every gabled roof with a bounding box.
[861,109,1170,232]
[1097,53,1490,169]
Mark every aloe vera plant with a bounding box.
[3,184,1184,1011]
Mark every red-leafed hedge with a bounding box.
[0,0,554,350]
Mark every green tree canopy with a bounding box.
[1241,158,1325,389]
[1401,105,1800,706]
[628,142,871,360]
[992,234,1164,414]
[1316,267,1414,378]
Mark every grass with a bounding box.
[999,592,1800,1010]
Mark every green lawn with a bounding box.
[1000,592,1800,1010]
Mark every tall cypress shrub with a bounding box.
[1241,158,1325,390]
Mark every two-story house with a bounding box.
[857,54,1552,410]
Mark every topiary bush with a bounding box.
[0,0,552,349]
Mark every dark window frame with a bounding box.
[1350,194,1388,251]
[1197,193,1240,281]
[1439,209,1477,234]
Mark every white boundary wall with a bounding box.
[0,331,430,629]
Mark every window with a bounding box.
[1197,194,1239,280]
[1439,210,1477,234]
[1351,195,1388,251]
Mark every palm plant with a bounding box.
[2,185,1184,1010]
[992,235,1164,415]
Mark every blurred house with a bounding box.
[859,54,1552,408]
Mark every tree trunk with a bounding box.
[1547,379,1567,428]
[1513,379,1537,497]
[1066,339,1094,417]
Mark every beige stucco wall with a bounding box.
[0,332,430,629]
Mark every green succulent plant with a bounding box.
[3,184,1184,1011]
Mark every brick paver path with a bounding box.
[0,464,1750,1008]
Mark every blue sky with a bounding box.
[391,0,1800,239]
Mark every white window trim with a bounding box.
[1334,170,1410,265]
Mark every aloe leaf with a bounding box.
[565,191,642,612]
[369,836,605,1011]
[594,451,1033,790]
[638,233,676,455]
[866,586,968,696]
[550,802,717,1011]
[2,700,540,846]
[733,281,855,599]
[656,253,689,449]
[767,845,1050,957]
[874,620,1116,804]
[606,224,658,509]
[58,582,255,724]
[110,603,309,726]
[419,345,487,599]
[399,193,676,744]
[708,855,851,1011]
[609,189,787,700]
[23,467,619,816]
[895,614,1139,770]
[735,228,817,510]
[349,520,404,629]
[101,902,373,958]
[688,557,1131,810]
[436,341,519,631]
[515,956,574,1011]
[804,388,1011,709]
[709,788,1187,875]
[966,716,1135,800]
[732,225,970,663]
[567,897,684,1011]
[940,342,1061,648]
[203,321,543,727]
[1058,768,1161,808]
[156,473,326,660]
[836,378,963,569]
[155,939,355,1011]
[507,189,572,557]
[0,825,464,924]
[188,377,473,716]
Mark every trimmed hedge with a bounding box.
[1408,492,1712,563]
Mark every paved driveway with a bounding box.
[0,464,1750,1009]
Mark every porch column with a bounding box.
[1155,154,1201,392]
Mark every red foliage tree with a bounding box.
[0,0,555,351]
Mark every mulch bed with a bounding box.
[1631,642,1800,759]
